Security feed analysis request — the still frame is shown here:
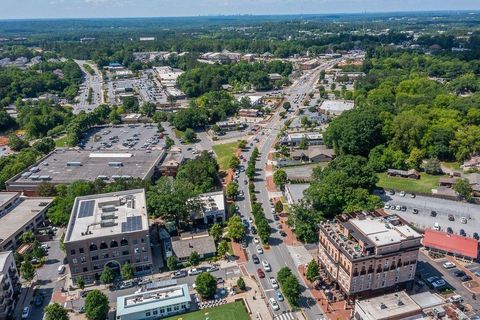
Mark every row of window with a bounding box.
[69,238,147,256]
[144,303,188,318]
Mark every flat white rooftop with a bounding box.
[65,189,149,243]
[355,291,422,320]
[320,100,354,114]
[350,217,420,246]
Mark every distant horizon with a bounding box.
[2,0,480,20]
[1,9,479,22]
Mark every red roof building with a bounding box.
[423,229,479,260]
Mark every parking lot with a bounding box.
[79,124,165,150]
[379,192,480,238]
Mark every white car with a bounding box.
[270,277,279,289]
[249,217,254,224]
[384,203,390,209]
[399,191,406,197]
[262,260,271,272]
[442,262,455,269]
[188,268,201,276]
[256,245,263,254]
[21,307,30,319]
[432,279,446,289]
[253,237,260,244]
[269,297,280,311]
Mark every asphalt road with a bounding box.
[379,192,480,237]
[73,60,103,114]
[235,62,339,320]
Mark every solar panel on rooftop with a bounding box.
[121,216,142,232]
[78,200,95,218]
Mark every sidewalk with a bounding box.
[298,265,353,320]
[231,240,248,264]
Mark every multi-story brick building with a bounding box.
[318,213,422,297]
[64,189,152,284]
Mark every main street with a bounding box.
[73,60,104,114]
[236,61,338,320]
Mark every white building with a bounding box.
[116,284,191,320]
[188,191,226,225]
[0,251,19,320]
[320,100,354,116]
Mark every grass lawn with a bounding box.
[164,302,249,320]
[174,129,185,139]
[376,172,443,194]
[54,135,69,147]
[441,161,461,171]
[212,141,239,170]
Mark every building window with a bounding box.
[89,244,98,252]
[83,267,88,272]
[72,258,78,264]
[81,257,86,263]
[160,309,165,314]
[174,305,179,311]
[110,240,118,248]
[153,310,158,315]
[122,250,129,256]
[100,242,108,250]
[141,238,145,243]
[136,257,141,263]
[145,311,150,317]
[120,239,128,246]
[79,248,84,254]
[167,307,172,312]
[133,239,138,245]
[70,249,76,255]
[113,250,120,257]
[92,256,98,261]
[144,256,149,262]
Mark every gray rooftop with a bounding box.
[64,189,149,243]
[285,183,309,204]
[355,291,422,320]
[171,234,216,259]
[116,283,191,316]
[0,196,54,244]
[7,149,165,187]
[0,192,18,209]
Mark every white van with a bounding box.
[57,265,66,274]
[434,222,440,231]
[449,294,463,303]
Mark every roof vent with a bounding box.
[397,300,404,306]
[380,303,387,310]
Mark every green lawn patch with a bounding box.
[376,172,443,194]
[174,129,185,139]
[164,301,249,320]
[441,161,461,171]
[54,135,69,147]
[212,141,239,170]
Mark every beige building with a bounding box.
[318,213,422,297]
[0,251,19,320]
[0,192,53,251]
[64,189,152,284]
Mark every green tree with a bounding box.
[100,266,115,285]
[20,260,35,282]
[276,267,301,307]
[238,140,247,149]
[184,128,197,143]
[189,251,200,266]
[121,263,134,280]
[19,231,35,244]
[165,136,174,149]
[453,179,473,201]
[217,240,229,257]
[209,224,223,243]
[273,169,288,189]
[283,101,291,112]
[37,182,56,196]
[237,277,246,291]
[85,290,109,320]
[167,256,178,271]
[140,102,156,117]
[195,272,217,299]
[8,134,29,151]
[32,240,46,259]
[226,181,239,199]
[44,303,69,320]
[298,137,308,150]
[33,137,55,154]
[229,156,240,169]
[423,157,442,175]
[306,259,319,283]
[157,123,165,132]
[275,200,283,213]
[227,215,245,241]
[406,148,424,170]
[77,277,85,290]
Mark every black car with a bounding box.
[430,211,437,217]
[453,270,466,277]
[251,226,257,235]
[279,230,287,237]
[460,229,466,236]
[447,227,453,234]
[273,215,280,221]
[473,232,479,240]
[241,238,248,248]
[412,208,419,214]
[252,254,260,264]
[461,275,472,282]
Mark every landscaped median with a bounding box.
[164,301,249,320]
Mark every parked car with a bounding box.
[461,275,472,282]
[253,237,260,244]
[270,277,279,289]
[119,280,134,289]
[460,229,467,237]
[399,191,406,197]
[384,203,390,209]
[33,294,44,307]
[273,215,280,221]
[262,260,271,272]
[412,208,419,214]
[448,214,455,221]
[473,232,479,240]
[279,230,287,237]
[188,268,201,276]
[216,277,225,284]
[269,297,280,311]
[57,265,66,274]
[460,217,468,224]
[252,254,260,264]
[21,307,30,319]
[395,205,401,210]
[443,262,455,269]
[256,245,263,254]
[431,279,446,289]
[276,290,284,301]
[257,268,265,278]
[447,227,453,234]
[430,211,437,217]
[171,270,187,279]
[251,226,257,235]
[206,265,219,272]
[453,270,466,277]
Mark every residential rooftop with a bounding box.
[116,283,191,317]
[0,195,54,244]
[6,149,165,189]
[64,189,149,243]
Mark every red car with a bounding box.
[257,268,265,278]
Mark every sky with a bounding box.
[2,0,480,19]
